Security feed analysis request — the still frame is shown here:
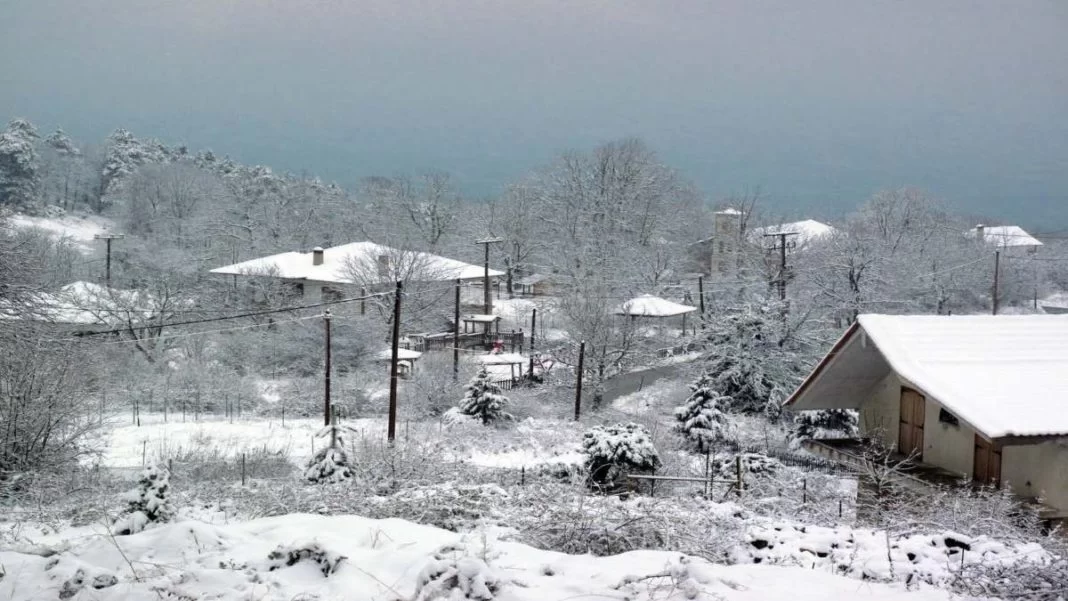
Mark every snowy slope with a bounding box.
[8,212,114,253]
[0,514,966,601]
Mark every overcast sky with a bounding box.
[2,0,1066,226]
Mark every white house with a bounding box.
[786,314,1068,516]
[210,241,504,302]
[966,224,1042,253]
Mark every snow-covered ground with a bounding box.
[0,513,972,601]
[8,212,114,253]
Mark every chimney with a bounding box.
[975,224,985,243]
[312,246,324,266]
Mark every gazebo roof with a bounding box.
[376,348,423,361]
[462,314,500,323]
[477,353,527,365]
[615,294,697,318]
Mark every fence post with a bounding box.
[839,498,843,518]
[521,466,526,486]
[736,456,743,498]
[241,453,246,486]
[142,440,146,466]
[803,478,807,504]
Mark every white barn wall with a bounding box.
[1003,442,1068,511]
[921,398,974,477]
[860,372,901,449]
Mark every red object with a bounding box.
[492,339,504,352]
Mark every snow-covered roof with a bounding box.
[477,352,527,365]
[715,208,743,215]
[376,348,423,361]
[787,314,1068,439]
[749,219,836,247]
[209,241,503,285]
[462,314,500,323]
[965,225,1043,248]
[615,294,697,318]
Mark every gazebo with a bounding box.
[460,314,501,334]
[614,294,698,334]
[376,348,423,376]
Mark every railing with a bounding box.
[409,330,525,353]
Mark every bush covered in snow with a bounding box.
[114,463,174,535]
[582,423,662,491]
[457,366,511,425]
[415,555,502,600]
[267,541,346,577]
[673,374,737,452]
[304,422,356,484]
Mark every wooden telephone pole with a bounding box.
[388,281,403,442]
[453,279,461,379]
[94,233,124,286]
[574,341,585,421]
[763,232,798,301]
[992,250,1001,315]
[323,310,332,426]
[474,237,503,318]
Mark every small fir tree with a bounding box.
[114,463,174,535]
[581,422,662,490]
[792,409,859,442]
[457,366,510,425]
[305,412,357,484]
[673,374,737,452]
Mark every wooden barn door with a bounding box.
[898,389,926,460]
[973,435,1003,487]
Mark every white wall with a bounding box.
[921,398,974,477]
[860,372,900,448]
[1003,442,1068,512]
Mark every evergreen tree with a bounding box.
[0,118,40,208]
[700,305,808,419]
[673,373,736,452]
[457,366,510,425]
[792,409,859,442]
[305,415,356,484]
[582,422,661,490]
[114,463,174,535]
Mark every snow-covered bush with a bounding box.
[114,464,174,535]
[582,423,662,490]
[712,453,782,481]
[267,542,346,577]
[673,374,737,452]
[457,366,511,425]
[304,422,356,484]
[414,555,502,600]
[791,409,859,442]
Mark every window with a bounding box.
[938,408,959,427]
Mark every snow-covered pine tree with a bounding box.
[673,373,736,452]
[457,366,510,425]
[700,305,808,419]
[114,463,174,535]
[581,422,662,490]
[305,414,357,484]
[792,409,859,442]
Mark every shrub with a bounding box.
[582,423,661,491]
[457,366,511,425]
[114,464,174,535]
[673,374,737,452]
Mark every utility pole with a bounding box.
[528,308,537,378]
[453,279,461,380]
[323,310,332,426]
[574,340,585,421]
[697,276,706,323]
[992,250,1001,316]
[94,233,124,286]
[474,237,503,319]
[388,281,403,442]
[763,232,798,301]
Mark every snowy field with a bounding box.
[0,512,975,601]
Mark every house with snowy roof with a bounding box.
[748,219,836,250]
[966,224,1042,253]
[210,242,504,303]
[786,314,1068,518]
